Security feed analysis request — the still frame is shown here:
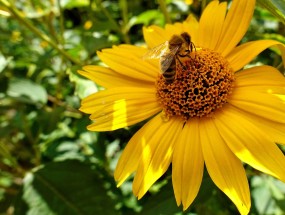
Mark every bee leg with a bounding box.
[182,120,187,129]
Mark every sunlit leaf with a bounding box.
[257,0,285,23]
[60,0,89,9]
[251,175,285,215]
[0,53,12,73]
[14,160,119,215]
[7,78,48,104]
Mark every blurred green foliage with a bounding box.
[0,0,285,214]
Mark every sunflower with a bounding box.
[79,0,285,214]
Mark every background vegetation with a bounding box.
[0,0,285,214]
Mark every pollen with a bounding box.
[156,49,235,121]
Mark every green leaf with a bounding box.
[134,10,164,26]
[251,175,285,215]
[7,78,48,104]
[257,0,285,23]
[138,182,181,215]
[0,53,12,74]
[14,160,119,215]
[0,141,18,167]
[81,34,115,54]
[125,10,164,31]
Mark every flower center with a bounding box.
[156,49,235,121]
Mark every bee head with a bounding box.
[181,32,191,44]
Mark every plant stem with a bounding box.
[0,0,82,66]
[98,2,121,31]
[158,0,171,24]
[56,0,65,44]
[119,0,130,43]
[276,61,284,71]
[97,0,130,43]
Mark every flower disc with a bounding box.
[156,49,235,121]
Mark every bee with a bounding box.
[143,32,195,83]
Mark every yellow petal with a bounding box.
[215,106,285,182]
[226,106,285,145]
[97,45,157,82]
[79,66,152,88]
[143,26,170,48]
[80,87,161,131]
[197,1,227,50]
[165,23,184,36]
[235,66,285,87]
[114,114,162,186]
[200,117,250,215]
[172,118,204,210]
[215,0,255,56]
[228,84,285,123]
[227,40,285,72]
[132,117,183,199]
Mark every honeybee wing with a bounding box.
[143,42,180,74]
[159,46,180,73]
[142,41,170,60]
[159,52,175,73]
